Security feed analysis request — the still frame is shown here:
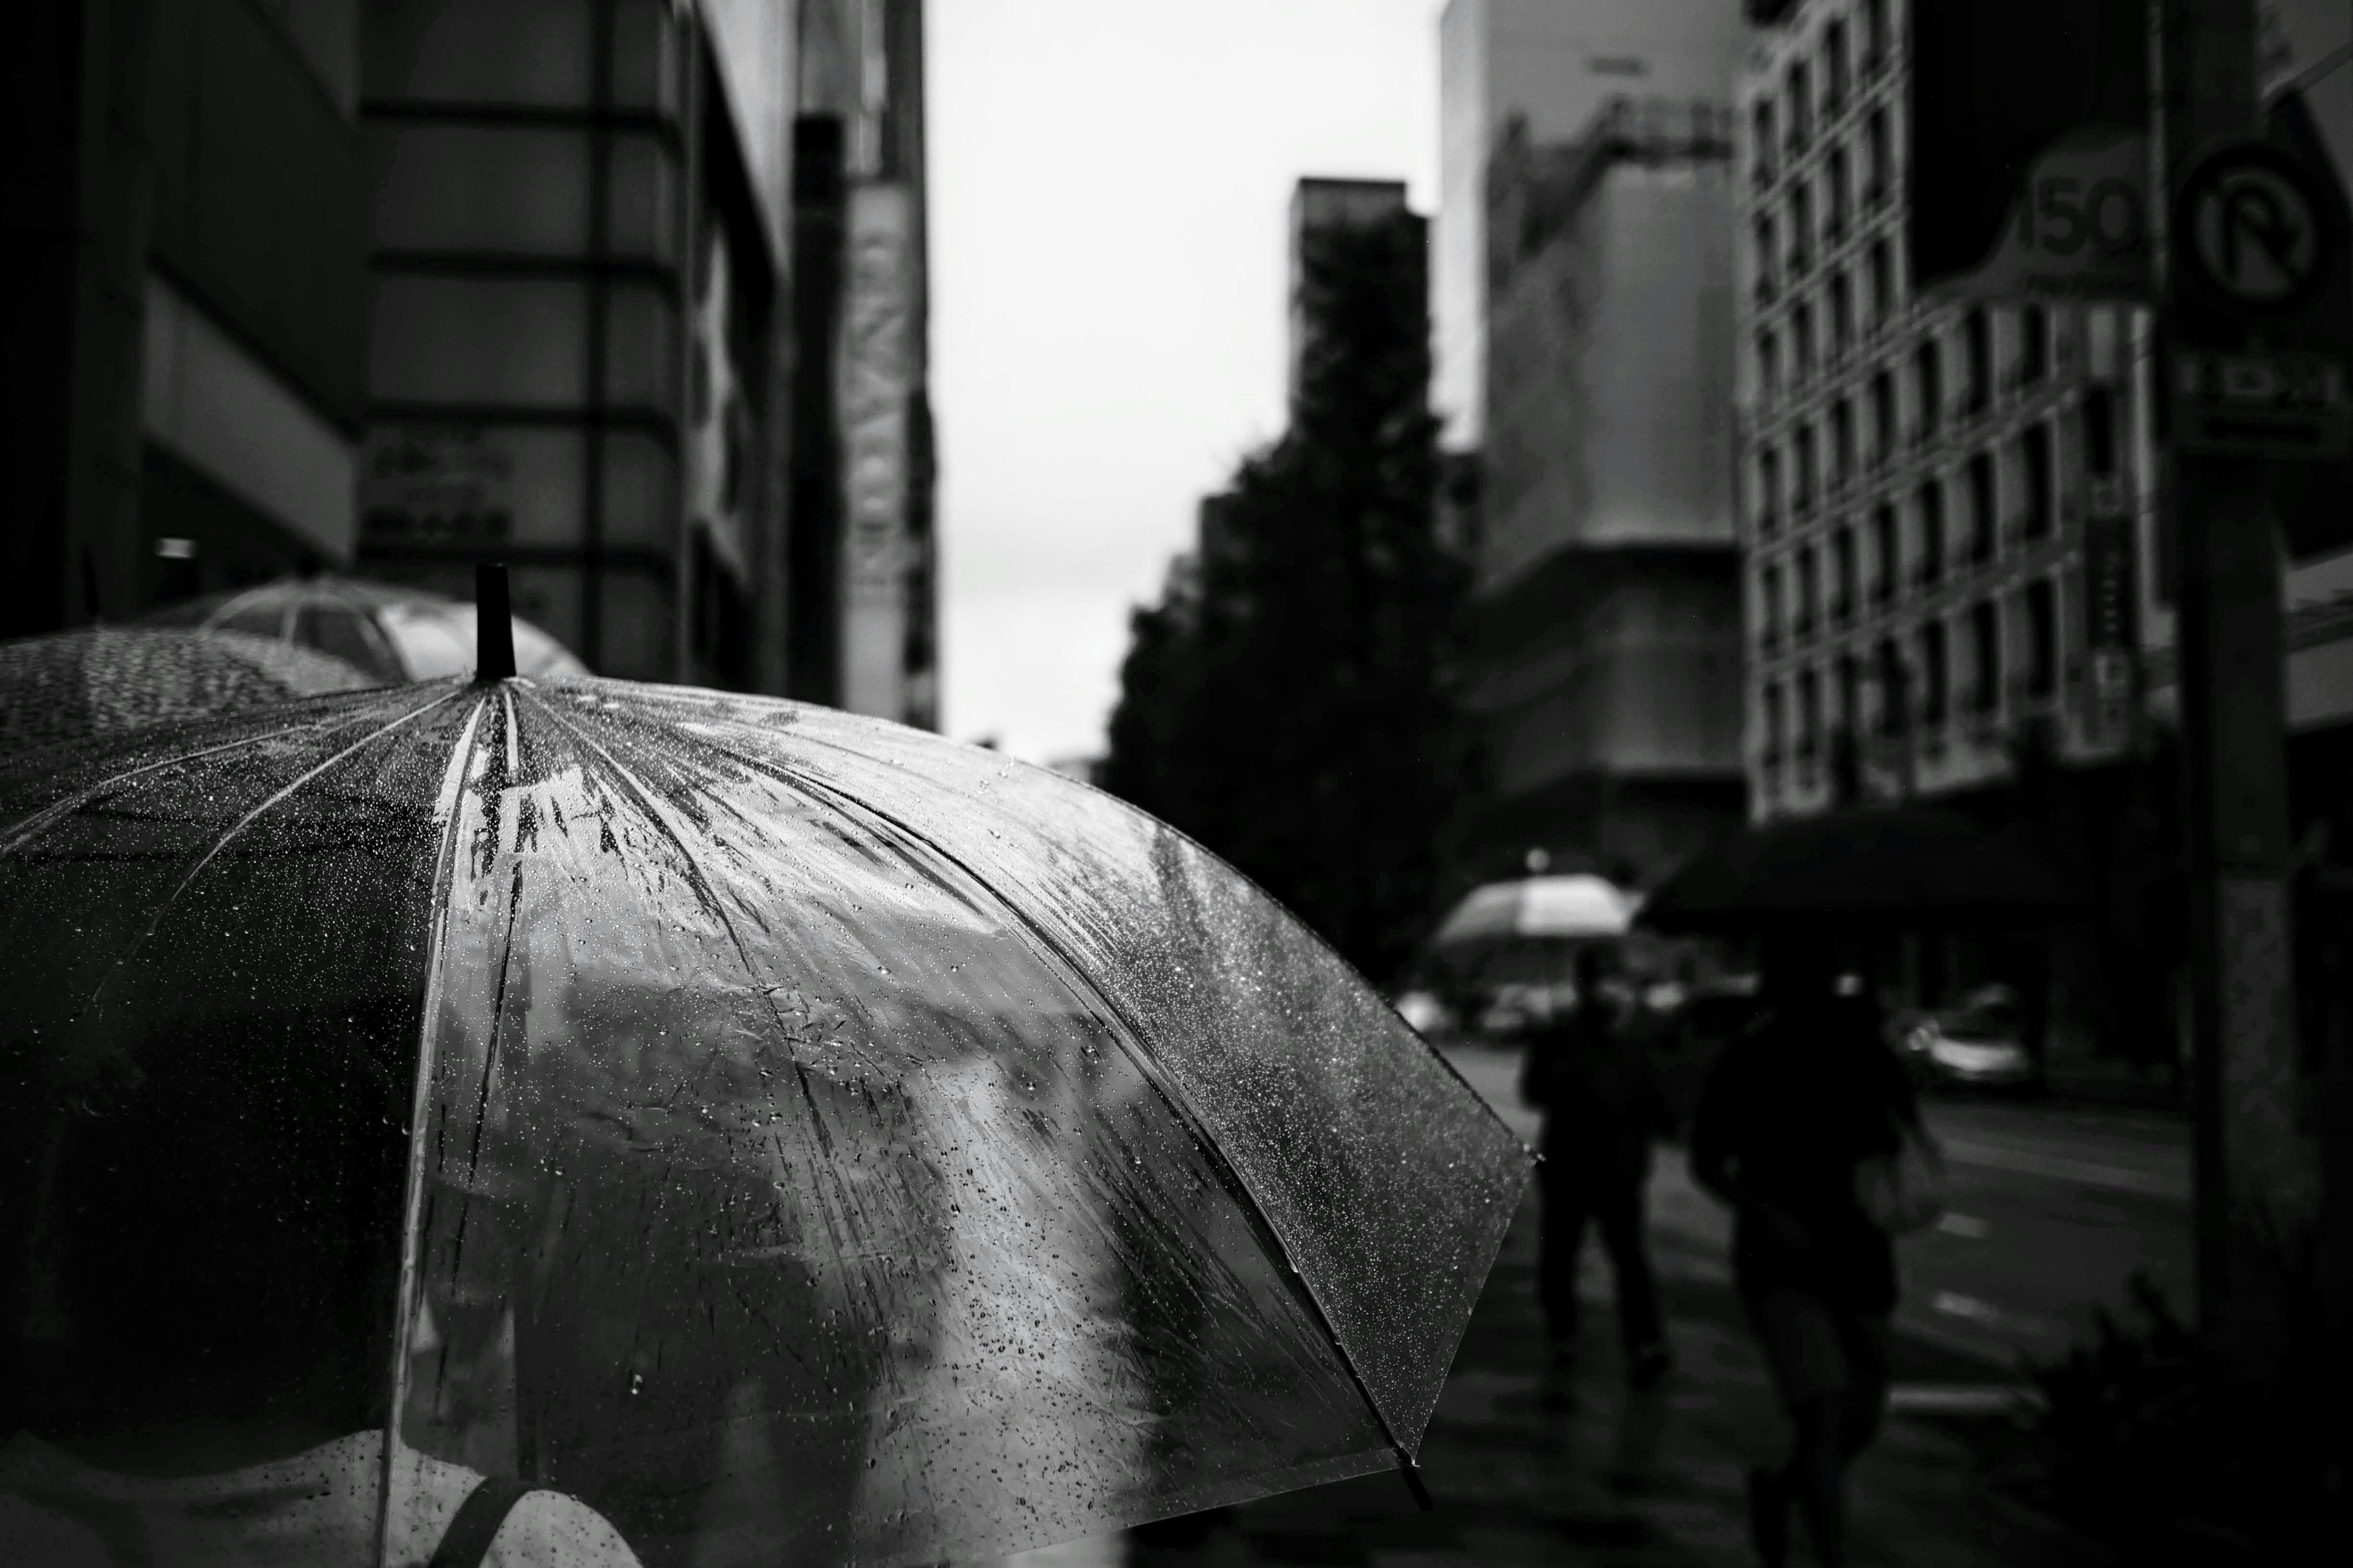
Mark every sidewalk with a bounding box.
[1086,1186,2114,1568]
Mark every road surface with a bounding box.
[1446,1040,2194,1374]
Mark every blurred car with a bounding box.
[1892,984,2044,1095]
[1392,988,1457,1038]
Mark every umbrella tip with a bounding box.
[475,562,517,681]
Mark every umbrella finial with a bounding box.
[475,562,516,681]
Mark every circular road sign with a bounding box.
[2174,140,2344,317]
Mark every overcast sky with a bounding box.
[928,0,1448,763]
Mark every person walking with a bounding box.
[1521,944,1673,1389]
[1690,930,1924,1568]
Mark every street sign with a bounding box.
[2170,347,2353,459]
[2173,140,2344,318]
[1909,1,2153,303]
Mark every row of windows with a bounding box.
[1750,102,1897,275]
[1751,237,1908,395]
[1752,316,2099,529]
[1750,0,1897,177]
[1751,415,2104,649]
[1756,577,2062,763]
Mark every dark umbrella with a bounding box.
[0,575,1527,1568]
[0,626,377,749]
[139,574,591,684]
[1635,804,2083,934]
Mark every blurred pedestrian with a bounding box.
[1690,931,1924,1568]
[1520,944,1674,1389]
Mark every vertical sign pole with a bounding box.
[2161,0,2311,1370]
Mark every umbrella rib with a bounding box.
[381,686,494,1555]
[672,731,1431,1478]
[72,689,466,1018]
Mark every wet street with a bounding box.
[989,1042,2183,1567]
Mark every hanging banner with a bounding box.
[1909,0,2154,302]
[837,182,915,720]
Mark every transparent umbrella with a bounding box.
[0,626,376,749]
[139,574,590,684]
[0,588,1528,1568]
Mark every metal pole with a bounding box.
[2159,0,2312,1369]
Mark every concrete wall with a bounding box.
[1435,0,1747,442]
[1482,161,1737,593]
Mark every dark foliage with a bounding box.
[1101,214,1469,985]
[2012,1224,2351,1560]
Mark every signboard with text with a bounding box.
[2170,347,2353,459]
[1909,0,2154,303]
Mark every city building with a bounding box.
[1436,0,1749,444]
[4,0,934,723]
[790,0,937,727]
[4,0,369,634]
[1737,0,2353,1074]
[1287,178,1411,410]
[1460,95,1746,890]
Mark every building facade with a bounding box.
[1462,95,1746,890]
[4,0,369,635]
[5,0,934,723]
[1436,0,1749,444]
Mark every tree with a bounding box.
[1101,212,1469,984]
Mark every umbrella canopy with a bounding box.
[0,675,1528,1567]
[1430,874,1637,944]
[1635,805,2082,933]
[0,626,376,749]
[139,575,591,684]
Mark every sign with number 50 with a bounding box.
[1909,1,2156,305]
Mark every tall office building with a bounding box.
[1463,96,1745,888]
[3,0,368,635]
[790,0,936,726]
[1437,0,1748,442]
[358,0,797,690]
[1288,178,1411,408]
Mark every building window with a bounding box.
[1870,369,1895,463]
[1874,635,1906,734]
[2082,388,2118,475]
[1787,61,1812,152]
[1863,0,1889,72]
[1967,451,1998,562]
[1824,20,1850,113]
[1754,216,1779,301]
[1829,271,1854,355]
[1871,503,1898,604]
[1837,653,1862,743]
[1917,480,1946,585]
[1970,599,2001,714]
[1915,340,1942,439]
[1965,308,1992,413]
[1763,681,1787,762]
[1757,328,1781,397]
[1797,666,1822,759]
[2023,578,2058,699]
[1754,99,1778,180]
[1793,302,1816,379]
[1833,524,1858,624]
[1794,423,1819,515]
[1790,184,1814,274]
[1868,239,1893,325]
[1827,146,1851,238]
[1865,108,1890,203]
[1831,399,1855,487]
[1795,544,1820,638]
[1759,446,1783,534]
[1920,619,1950,723]
[2021,304,2049,383]
[2021,422,2055,537]
[1760,562,1784,650]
